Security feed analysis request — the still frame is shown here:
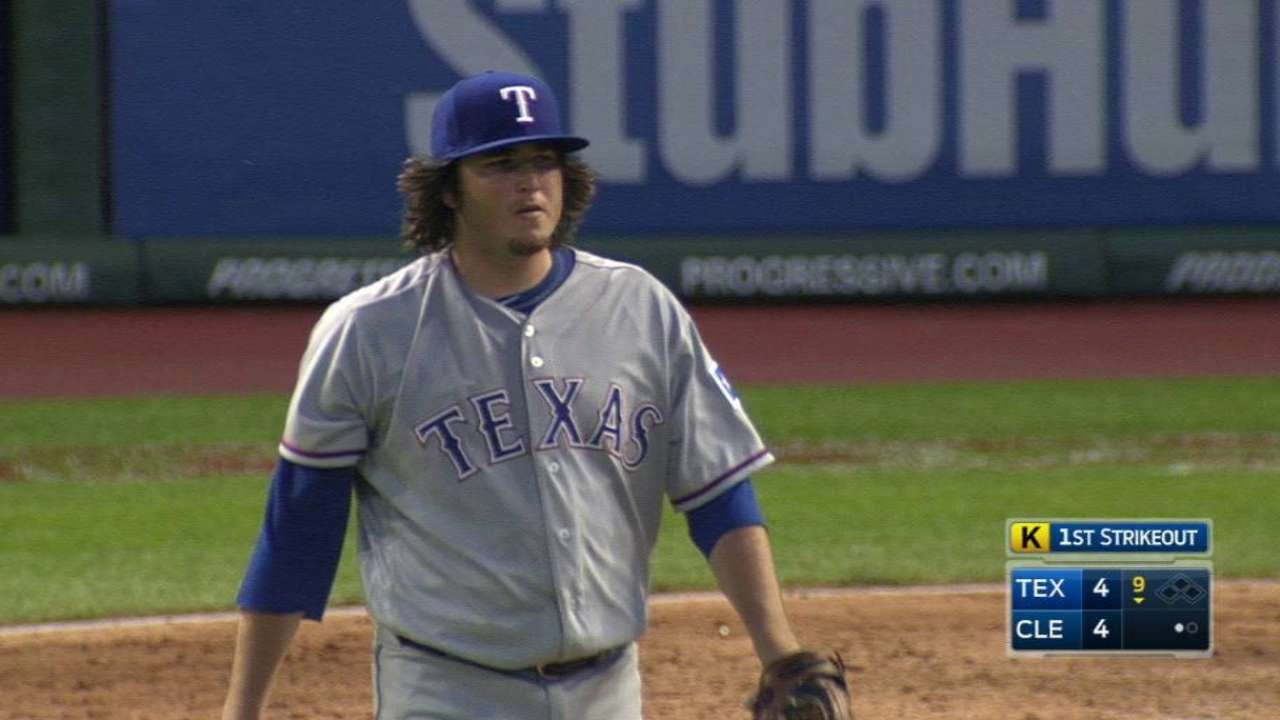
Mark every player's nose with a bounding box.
[511,165,539,192]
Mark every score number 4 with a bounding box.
[1088,576,1114,639]
[1093,577,1111,597]
[1092,577,1113,639]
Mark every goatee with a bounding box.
[507,236,552,257]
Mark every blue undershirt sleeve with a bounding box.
[685,478,766,558]
[236,458,354,621]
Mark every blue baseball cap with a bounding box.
[430,71,590,162]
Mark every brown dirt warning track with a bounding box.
[1,297,1279,398]
[1,297,1278,718]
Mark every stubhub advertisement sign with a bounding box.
[111,1,1280,238]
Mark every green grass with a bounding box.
[743,377,1280,442]
[0,394,287,450]
[0,475,364,623]
[653,465,1279,589]
[1,377,1277,623]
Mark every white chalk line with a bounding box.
[3,580,1274,639]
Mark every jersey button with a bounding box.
[523,324,536,337]
[558,528,571,541]
[548,461,561,473]
[530,356,545,368]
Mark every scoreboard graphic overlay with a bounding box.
[1006,519,1213,657]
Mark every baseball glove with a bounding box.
[748,650,853,720]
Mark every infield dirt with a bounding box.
[1,583,1277,719]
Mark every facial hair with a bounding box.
[506,232,554,257]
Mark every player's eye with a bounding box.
[485,158,517,173]
[475,152,559,176]
[528,155,559,172]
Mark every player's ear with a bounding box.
[441,161,462,210]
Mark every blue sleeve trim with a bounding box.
[671,449,771,508]
[236,458,354,621]
[685,478,766,558]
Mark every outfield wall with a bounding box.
[0,0,11,233]
[106,2,1280,237]
[5,3,1280,304]
[4,230,1280,305]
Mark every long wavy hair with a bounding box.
[397,152,597,254]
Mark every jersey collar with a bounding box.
[496,246,576,315]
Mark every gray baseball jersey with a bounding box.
[279,248,773,670]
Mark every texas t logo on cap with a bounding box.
[499,85,538,123]
[429,71,589,162]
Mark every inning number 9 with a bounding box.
[1132,575,1146,594]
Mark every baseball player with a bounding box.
[222,71,850,720]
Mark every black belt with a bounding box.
[394,635,624,681]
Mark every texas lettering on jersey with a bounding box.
[414,376,664,480]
